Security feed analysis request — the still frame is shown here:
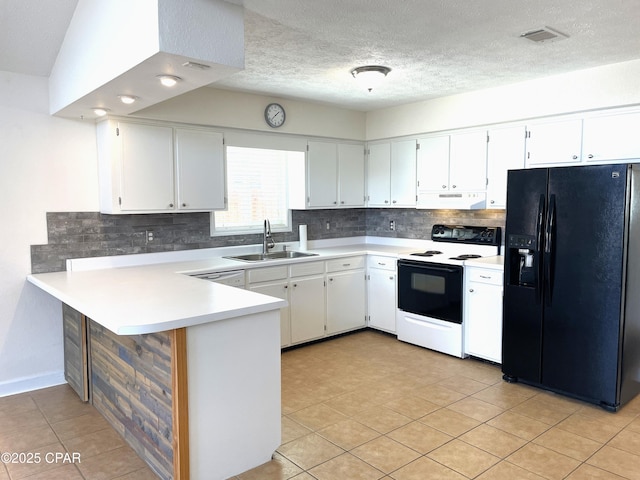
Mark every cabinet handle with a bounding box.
[490,200,495,204]
[293,283,297,288]
[392,200,397,204]
[182,203,187,207]
[329,278,334,282]
[284,285,288,289]
[333,201,337,204]
[378,262,386,266]
[384,200,389,204]
[340,201,345,204]
[588,154,594,159]
[572,155,578,159]
[169,203,174,208]
[452,185,457,189]
[479,275,492,279]
[442,185,446,189]
[389,276,394,280]
[342,263,351,267]
[469,288,474,292]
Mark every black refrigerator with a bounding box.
[503,163,640,411]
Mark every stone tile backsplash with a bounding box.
[30,209,505,273]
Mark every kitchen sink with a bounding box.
[225,251,319,262]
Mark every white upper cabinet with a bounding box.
[307,141,338,208]
[306,141,365,208]
[367,139,417,207]
[416,135,450,193]
[582,111,640,162]
[486,126,526,209]
[175,128,225,211]
[97,119,225,214]
[449,130,488,191]
[338,143,366,207]
[525,118,583,166]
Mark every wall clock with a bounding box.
[264,103,286,128]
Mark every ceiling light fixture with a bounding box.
[351,65,392,92]
[157,75,182,87]
[118,95,137,105]
[92,107,110,117]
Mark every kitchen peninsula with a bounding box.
[27,261,287,480]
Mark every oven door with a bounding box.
[397,259,463,323]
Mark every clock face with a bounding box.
[264,103,286,128]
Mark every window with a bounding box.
[212,146,304,235]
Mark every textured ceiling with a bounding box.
[2,0,640,112]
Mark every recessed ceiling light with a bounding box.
[157,75,182,87]
[118,95,137,105]
[93,107,110,117]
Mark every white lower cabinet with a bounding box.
[326,256,366,335]
[247,266,291,347]
[464,265,503,363]
[366,255,397,333]
[289,261,327,345]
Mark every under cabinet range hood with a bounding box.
[417,192,487,210]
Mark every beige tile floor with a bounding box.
[0,382,158,479]
[3,329,640,479]
[235,330,640,480]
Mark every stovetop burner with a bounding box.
[449,254,482,260]
[411,250,443,257]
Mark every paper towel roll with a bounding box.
[299,224,308,250]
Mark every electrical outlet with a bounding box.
[390,220,396,231]
[146,230,154,243]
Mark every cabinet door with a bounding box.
[338,143,365,207]
[290,276,326,344]
[449,131,487,191]
[417,135,450,192]
[582,112,640,162]
[175,128,225,211]
[118,122,175,211]
[249,281,291,347]
[326,270,366,334]
[307,141,338,207]
[464,280,503,363]
[486,126,526,209]
[367,269,396,333]
[390,139,417,206]
[367,143,391,206]
[526,119,582,166]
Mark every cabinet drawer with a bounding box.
[247,265,288,284]
[326,256,365,272]
[289,261,325,278]
[466,268,503,286]
[367,255,396,271]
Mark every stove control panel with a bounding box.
[431,225,501,246]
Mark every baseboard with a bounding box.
[0,371,66,397]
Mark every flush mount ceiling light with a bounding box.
[351,65,392,92]
[118,94,137,105]
[92,107,110,117]
[157,75,182,87]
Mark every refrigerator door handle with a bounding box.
[535,194,545,304]
[544,194,556,304]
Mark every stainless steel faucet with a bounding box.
[263,219,275,255]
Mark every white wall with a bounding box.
[0,71,98,395]
[135,87,368,140]
[366,59,640,139]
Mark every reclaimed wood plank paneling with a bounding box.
[89,320,174,480]
[62,303,89,401]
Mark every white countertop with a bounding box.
[27,237,421,335]
[464,255,505,270]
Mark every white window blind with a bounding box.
[212,146,304,235]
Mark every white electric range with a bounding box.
[396,225,502,358]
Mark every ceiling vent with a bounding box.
[520,27,569,43]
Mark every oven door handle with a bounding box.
[401,264,460,274]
